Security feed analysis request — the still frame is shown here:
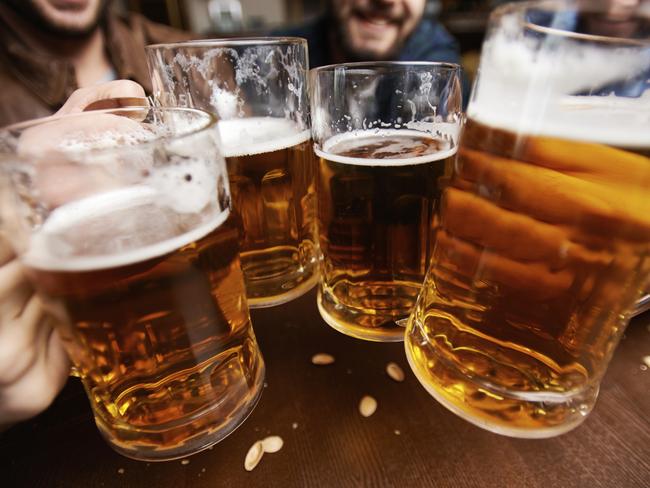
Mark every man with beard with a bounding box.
[276,0,460,69]
[0,0,189,126]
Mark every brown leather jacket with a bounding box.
[0,5,191,127]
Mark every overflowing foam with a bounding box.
[23,186,229,272]
[315,127,458,167]
[218,117,310,157]
[470,21,650,147]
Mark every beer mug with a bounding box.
[310,62,463,341]
[405,0,650,437]
[0,107,265,460]
[146,38,318,308]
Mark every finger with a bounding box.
[56,80,146,115]
[433,230,575,301]
[83,96,148,112]
[0,294,46,387]
[442,187,613,269]
[457,147,650,242]
[45,326,71,392]
[523,135,650,186]
[0,260,31,320]
[15,112,148,208]
[0,236,14,266]
[463,117,650,183]
[0,323,69,424]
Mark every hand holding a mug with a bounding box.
[0,80,146,429]
[0,235,69,429]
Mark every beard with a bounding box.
[335,25,403,62]
[2,0,109,39]
[329,6,408,62]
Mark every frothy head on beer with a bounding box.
[2,108,230,271]
[471,2,650,145]
[24,185,230,272]
[217,117,310,158]
[317,128,457,167]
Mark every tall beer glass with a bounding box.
[405,0,650,437]
[146,38,318,308]
[310,62,463,342]
[0,107,265,460]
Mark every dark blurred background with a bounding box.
[121,0,494,40]
[119,0,503,79]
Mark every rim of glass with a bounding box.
[311,60,461,74]
[146,36,307,50]
[0,106,217,157]
[493,0,650,47]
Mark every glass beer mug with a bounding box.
[0,107,265,460]
[310,62,463,341]
[405,0,650,437]
[147,38,318,308]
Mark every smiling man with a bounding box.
[0,0,189,126]
[276,0,459,69]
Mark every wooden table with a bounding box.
[2,289,649,487]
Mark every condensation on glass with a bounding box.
[310,61,463,342]
[0,107,265,460]
[404,0,650,438]
[147,38,318,308]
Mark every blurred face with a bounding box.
[332,0,426,60]
[16,0,107,36]
[582,0,645,38]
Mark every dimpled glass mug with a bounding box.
[147,38,319,308]
[309,61,463,342]
[405,0,650,438]
[0,107,265,460]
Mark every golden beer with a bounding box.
[147,38,316,308]
[316,129,457,341]
[220,118,318,307]
[23,188,265,460]
[402,0,650,437]
[406,116,650,436]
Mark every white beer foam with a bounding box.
[145,153,219,215]
[56,129,156,152]
[209,83,240,120]
[24,186,229,272]
[17,114,159,157]
[315,127,458,167]
[218,117,310,157]
[470,25,650,147]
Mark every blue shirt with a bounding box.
[274,16,467,106]
[274,15,461,69]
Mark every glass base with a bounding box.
[317,285,408,342]
[95,363,265,462]
[242,245,318,308]
[405,319,598,439]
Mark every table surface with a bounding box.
[2,289,649,488]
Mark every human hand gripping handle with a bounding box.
[0,234,70,431]
[0,80,147,429]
